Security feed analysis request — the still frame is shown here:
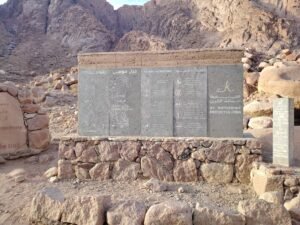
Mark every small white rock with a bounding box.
[49,176,59,183]
[44,167,58,178]
[178,187,185,193]
[14,175,25,183]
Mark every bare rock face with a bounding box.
[115,31,169,52]
[1,0,300,75]
[0,92,27,158]
[144,200,193,225]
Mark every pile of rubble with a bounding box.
[243,48,300,130]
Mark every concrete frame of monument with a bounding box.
[0,82,51,160]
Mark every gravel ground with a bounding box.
[0,145,257,225]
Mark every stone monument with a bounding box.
[0,92,27,156]
[273,98,294,166]
[78,49,243,138]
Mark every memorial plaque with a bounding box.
[79,69,109,136]
[208,65,243,137]
[0,93,27,156]
[78,49,244,137]
[174,67,207,137]
[273,98,294,166]
[141,68,173,136]
[109,69,141,136]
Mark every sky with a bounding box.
[0,0,148,8]
[107,0,148,9]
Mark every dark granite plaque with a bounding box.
[109,69,141,136]
[141,68,174,136]
[208,65,243,137]
[79,69,109,136]
[174,67,207,137]
[273,98,294,166]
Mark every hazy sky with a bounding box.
[108,0,148,9]
[0,0,148,8]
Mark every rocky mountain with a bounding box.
[0,0,299,78]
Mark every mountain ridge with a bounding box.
[0,0,299,76]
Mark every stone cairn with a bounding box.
[0,81,51,160]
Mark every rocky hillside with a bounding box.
[0,0,299,78]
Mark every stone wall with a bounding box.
[58,136,262,184]
[0,82,51,159]
[251,162,300,201]
[29,187,292,225]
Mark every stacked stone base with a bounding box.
[30,187,293,225]
[58,136,262,184]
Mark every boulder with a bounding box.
[31,87,46,103]
[244,101,273,117]
[173,159,198,182]
[107,201,146,225]
[3,82,18,97]
[258,65,300,107]
[112,159,140,180]
[251,168,283,195]
[200,163,233,184]
[248,117,273,129]
[194,204,245,225]
[27,114,49,131]
[7,168,26,182]
[28,129,50,150]
[21,103,40,113]
[75,164,91,180]
[244,72,259,86]
[61,196,108,225]
[144,201,192,225]
[205,142,235,163]
[120,141,141,162]
[141,156,173,181]
[97,141,120,162]
[89,163,111,180]
[238,199,292,225]
[259,191,283,205]
[44,167,58,178]
[18,88,33,104]
[235,154,260,184]
[30,187,64,223]
[58,159,75,179]
[143,178,167,192]
[284,194,300,221]
[77,146,98,163]
[191,148,206,161]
